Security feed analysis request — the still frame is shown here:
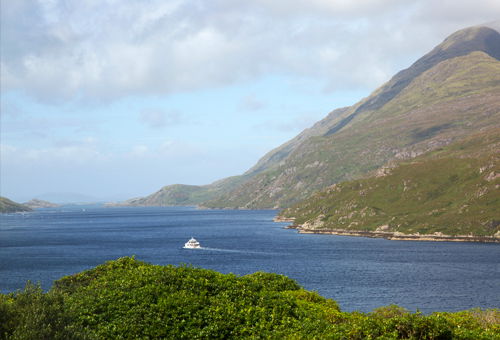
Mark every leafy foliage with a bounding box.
[1,257,499,339]
[0,282,90,340]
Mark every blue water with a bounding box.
[1,206,499,313]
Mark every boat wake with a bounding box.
[196,247,282,255]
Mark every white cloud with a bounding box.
[1,141,105,165]
[0,143,18,157]
[1,0,499,102]
[140,109,182,129]
[251,0,403,17]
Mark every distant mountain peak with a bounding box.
[324,25,500,136]
[203,26,500,209]
[483,20,500,33]
[435,26,500,59]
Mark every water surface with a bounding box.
[1,206,498,313]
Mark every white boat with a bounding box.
[183,237,201,249]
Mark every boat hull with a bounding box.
[184,237,201,249]
[183,244,201,249]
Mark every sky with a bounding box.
[1,0,500,203]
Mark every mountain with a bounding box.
[122,25,500,209]
[277,128,500,241]
[0,196,32,213]
[108,176,245,207]
[23,199,61,209]
[204,25,500,208]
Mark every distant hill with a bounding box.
[109,176,245,207]
[23,199,60,209]
[277,129,500,241]
[0,197,32,213]
[121,25,500,210]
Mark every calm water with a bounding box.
[1,206,499,313]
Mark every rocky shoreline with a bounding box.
[273,216,296,223]
[275,220,500,243]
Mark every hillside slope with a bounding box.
[121,25,500,209]
[241,25,500,177]
[278,129,500,240]
[0,197,32,213]
[111,175,246,206]
[205,46,500,208]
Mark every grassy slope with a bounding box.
[117,106,356,207]
[114,175,247,206]
[0,197,32,213]
[121,27,500,209]
[115,184,209,206]
[1,257,498,339]
[279,129,500,237]
[205,51,500,208]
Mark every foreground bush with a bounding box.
[1,257,498,339]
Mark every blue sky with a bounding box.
[1,0,499,202]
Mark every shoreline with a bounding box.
[277,222,500,243]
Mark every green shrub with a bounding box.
[1,258,498,339]
[1,282,90,340]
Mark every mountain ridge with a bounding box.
[115,25,500,210]
[204,48,500,208]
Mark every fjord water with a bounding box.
[1,207,498,313]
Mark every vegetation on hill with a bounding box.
[200,26,500,209]
[278,129,500,239]
[110,176,247,207]
[1,257,499,339]
[205,49,500,209]
[118,26,500,211]
[112,184,210,206]
[0,197,32,213]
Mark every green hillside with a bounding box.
[120,25,500,210]
[278,129,500,240]
[1,257,498,339]
[112,184,210,206]
[0,196,32,213]
[205,48,500,209]
[111,175,246,207]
